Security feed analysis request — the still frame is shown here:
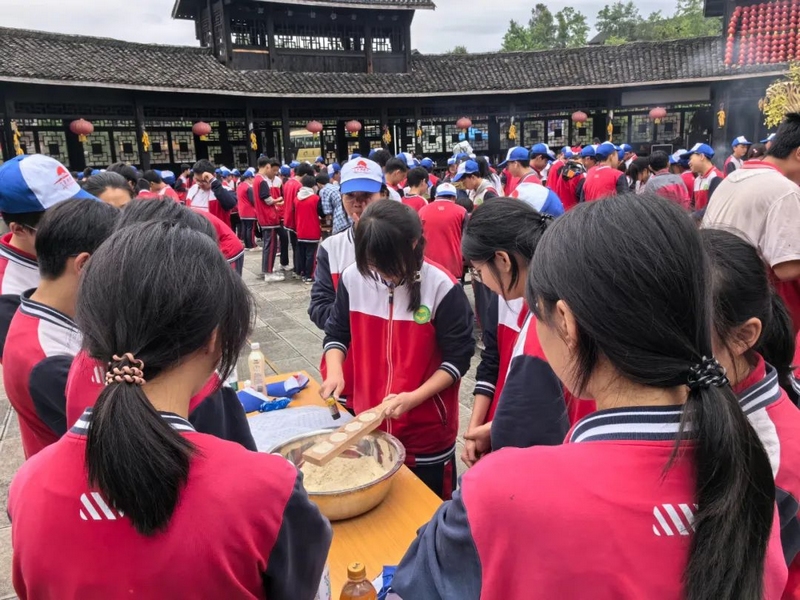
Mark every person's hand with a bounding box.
[198,172,215,185]
[319,374,345,401]
[461,439,479,467]
[382,392,418,419]
[464,424,492,463]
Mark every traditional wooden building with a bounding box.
[0,0,788,172]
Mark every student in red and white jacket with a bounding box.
[185,159,237,226]
[581,142,628,202]
[321,201,474,499]
[294,175,325,283]
[461,198,568,463]
[393,193,787,600]
[9,222,331,599]
[418,183,467,281]
[704,228,800,597]
[497,146,539,195]
[681,143,722,211]
[402,166,429,213]
[252,156,285,281]
[3,199,118,458]
[283,163,313,278]
[64,199,256,451]
[236,168,257,250]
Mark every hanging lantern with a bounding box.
[306,120,323,139]
[649,107,667,124]
[192,121,212,141]
[69,118,94,143]
[250,130,258,151]
[571,111,588,125]
[456,117,472,132]
[382,125,392,146]
[345,120,362,138]
[141,131,151,153]
[717,103,727,128]
[415,120,423,140]
[11,121,23,156]
[508,116,517,141]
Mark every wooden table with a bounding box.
[258,372,443,594]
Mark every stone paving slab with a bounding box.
[0,251,481,597]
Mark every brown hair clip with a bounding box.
[105,352,146,387]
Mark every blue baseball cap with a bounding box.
[421,157,435,169]
[580,145,596,158]
[620,144,633,154]
[243,167,256,178]
[290,160,300,168]
[315,156,325,164]
[0,155,97,213]
[681,143,715,159]
[279,165,291,177]
[396,152,416,168]
[560,146,571,156]
[220,167,231,177]
[616,146,625,161]
[160,170,176,185]
[498,146,531,167]
[328,162,342,174]
[340,158,383,194]
[455,152,470,162]
[669,149,687,165]
[731,135,753,147]
[530,143,551,157]
[595,142,618,159]
[91,169,101,176]
[215,168,222,176]
[232,169,241,176]
[447,157,456,166]
[453,159,480,182]
[761,133,776,143]
[348,153,362,161]
[436,182,457,198]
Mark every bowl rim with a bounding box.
[270,428,407,496]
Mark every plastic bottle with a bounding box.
[339,562,376,600]
[248,343,266,393]
[225,364,239,392]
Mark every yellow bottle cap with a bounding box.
[347,562,366,581]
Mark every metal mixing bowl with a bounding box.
[271,429,406,521]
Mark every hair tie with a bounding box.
[105,352,146,387]
[685,356,728,391]
[539,213,554,225]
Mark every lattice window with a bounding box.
[323,123,338,159]
[522,120,544,146]
[372,36,392,52]
[14,103,134,118]
[86,132,113,167]
[363,122,381,139]
[171,132,196,163]
[572,123,592,147]
[347,140,360,156]
[274,23,364,51]
[231,145,249,168]
[631,115,653,143]
[499,121,513,152]
[404,125,416,154]
[230,17,269,46]
[145,120,193,128]
[208,145,224,165]
[421,124,442,154]
[116,131,140,164]
[610,118,628,145]
[149,132,170,161]
[227,125,248,142]
[17,131,36,156]
[36,131,68,163]
[547,118,568,148]
[93,119,136,129]
[655,112,681,144]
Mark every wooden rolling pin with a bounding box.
[302,404,391,467]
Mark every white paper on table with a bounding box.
[249,406,353,452]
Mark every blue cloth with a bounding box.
[320,183,350,234]
[265,373,309,397]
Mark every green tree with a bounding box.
[596,0,721,44]
[595,1,642,41]
[501,4,588,51]
[448,45,468,54]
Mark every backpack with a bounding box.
[561,160,586,181]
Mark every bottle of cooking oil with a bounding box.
[339,562,376,600]
[247,343,266,393]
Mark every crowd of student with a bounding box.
[0,108,796,599]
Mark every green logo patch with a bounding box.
[413,305,432,325]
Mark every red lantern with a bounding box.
[69,118,94,143]
[345,120,362,137]
[456,117,472,131]
[305,120,323,136]
[649,107,667,124]
[192,121,212,141]
[572,110,588,125]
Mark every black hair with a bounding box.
[315,173,329,187]
[192,159,215,175]
[82,172,133,201]
[385,157,409,175]
[300,175,317,188]
[527,192,774,600]
[379,183,390,199]
[406,166,429,189]
[82,167,93,179]
[748,143,767,160]
[180,163,190,172]
[767,112,800,159]
[1,210,43,229]
[135,179,152,194]
[530,152,549,160]
[267,157,280,168]
[117,199,216,241]
[462,197,551,298]
[256,156,270,169]
[355,200,425,313]
[107,162,139,186]
[142,170,163,185]
[77,221,253,536]
[35,199,119,279]
[370,149,392,168]
[648,150,670,172]
[473,156,491,179]
[296,163,315,178]
[702,228,798,404]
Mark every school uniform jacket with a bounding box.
[470,181,499,207]
[193,208,244,265]
[3,291,81,458]
[490,309,569,451]
[282,177,302,232]
[725,155,744,176]
[392,405,789,600]
[418,199,467,281]
[473,296,523,423]
[65,350,256,451]
[550,163,584,211]
[402,194,427,213]
[546,159,564,190]
[736,357,800,599]
[693,166,723,211]
[8,409,332,600]
[581,165,628,202]
[236,181,257,220]
[187,180,237,227]
[252,174,281,228]
[644,170,691,209]
[0,234,39,361]
[294,188,323,243]
[323,260,474,458]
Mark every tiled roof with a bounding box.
[725,1,799,66]
[0,27,786,99]
[173,0,435,18]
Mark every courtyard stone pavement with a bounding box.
[0,251,480,596]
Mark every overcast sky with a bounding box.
[2,0,672,54]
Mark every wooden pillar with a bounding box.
[336,120,347,163]
[281,104,292,163]
[134,98,151,171]
[403,14,412,72]
[365,24,374,74]
[246,103,257,167]
[2,93,15,162]
[488,116,500,162]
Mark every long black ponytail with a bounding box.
[76,221,253,535]
[527,193,774,600]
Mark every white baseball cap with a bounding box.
[436,182,457,198]
[0,155,96,214]
[340,158,383,194]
